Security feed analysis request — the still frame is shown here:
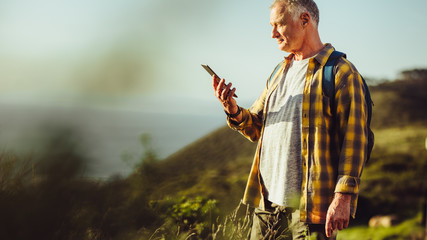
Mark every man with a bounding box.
[212,0,368,239]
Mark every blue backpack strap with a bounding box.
[323,51,346,100]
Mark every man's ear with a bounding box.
[301,12,310,26]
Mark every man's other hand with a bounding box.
[325,192,351,237]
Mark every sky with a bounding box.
[0,0,426,176]
[0,0,426,110]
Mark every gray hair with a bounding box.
[270,0,320,27]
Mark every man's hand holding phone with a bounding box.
[202,64,242,122]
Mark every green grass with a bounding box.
[337,215,425,240]
[371,125,427,154]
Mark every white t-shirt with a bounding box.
[259,57,309,207]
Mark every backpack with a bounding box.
[323,51,374,163]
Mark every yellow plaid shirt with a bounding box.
[227,44,368,224]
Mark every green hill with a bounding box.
[369,69,427,128]
[140,125,256,212]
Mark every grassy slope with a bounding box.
[338,214,425,240]
[354,125,427,225]
[149,126,256,212]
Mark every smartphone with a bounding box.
[201,64,238,98]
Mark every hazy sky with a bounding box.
[0,0,426,111]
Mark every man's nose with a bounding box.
[271,27,278,38]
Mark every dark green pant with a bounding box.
[249,202,336,240]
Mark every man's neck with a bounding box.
[292,32,323,61]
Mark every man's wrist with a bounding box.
[225,106,241,118]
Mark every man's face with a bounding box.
[270,4,305,53]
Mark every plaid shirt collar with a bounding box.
[283,43,335,67]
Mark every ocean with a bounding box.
[0,101,226,179]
